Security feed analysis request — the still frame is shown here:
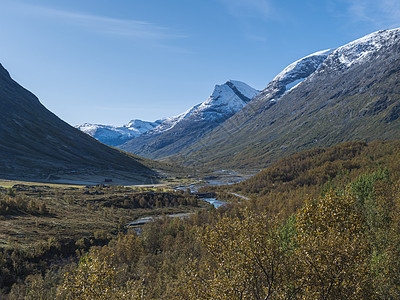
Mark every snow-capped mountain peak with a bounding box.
[118,80,259,158]
[150,80,259,134]
[198,80,258,112]
[226,80,260,100]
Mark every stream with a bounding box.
[127,171,254,230]
[126,197,227,230]
[201,198,226,208]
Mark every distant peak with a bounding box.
[225,79,244,86]
[225,80,259,103]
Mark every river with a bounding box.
[127,171,254,230]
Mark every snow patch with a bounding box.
[324,28,400,69]
[285,78,305,91]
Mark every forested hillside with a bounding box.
[206,140,400,216]
[2,140,400,299]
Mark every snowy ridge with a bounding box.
[274,49,333,82]
[125,119,164,131]
[316,28,400,73]
[256,49,333,103]
[77,119,163,146]
[269,28,400,93]
[150,111,190,134]
[259,28,400,103]
[150,80,259,134]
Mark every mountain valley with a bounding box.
[77,29,400,174]
[1,24,400,299]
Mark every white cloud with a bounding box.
[345,0,400,28]
[9,2,185,41]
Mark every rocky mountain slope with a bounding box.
[119,80,259,159]
[76,119,164,147]
[174,28,400,170]
[254,49,332,105]
[0,63,160,183]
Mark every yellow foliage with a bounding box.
[185,208,287,299]
[295,191,371,299]
[57,250,144,300]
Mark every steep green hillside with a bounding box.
[0,63,163,184]
[173,30,400,170]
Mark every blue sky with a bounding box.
[1,0,399,126]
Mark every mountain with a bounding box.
[76,119,164,147]
[119,80,259,159]
[254,49,333,104]
[174,28,400,170]
[0,63,160,184]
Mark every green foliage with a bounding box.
[350,168,389,206]
[279,214,296,252]
[350,169,392,255]
[4,178,400,299]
